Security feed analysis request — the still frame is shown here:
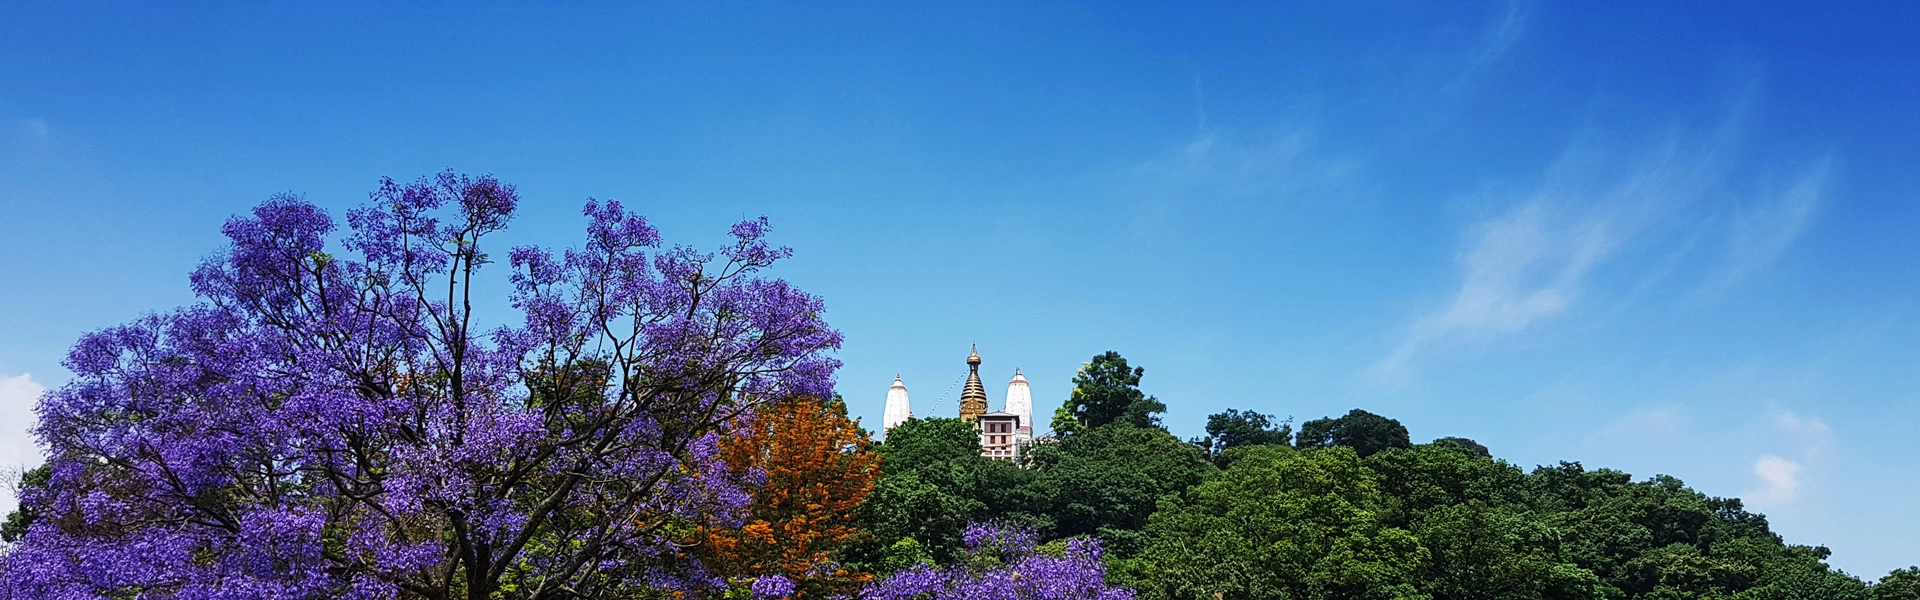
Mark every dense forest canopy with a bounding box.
[0,179,1913,600]
[858,352,1915,600]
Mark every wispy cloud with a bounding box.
[1591,404,1688,440]
[1444,0,1528,96]
[1138,129,1337,199]
[1376,82,1839,380]
[1743,410,1832,509]
[1717,157,1834,288]
[1375,124,1734,379]
[0,372,46,516]
[1771,409,1833,455]
[1120,126,1366,242]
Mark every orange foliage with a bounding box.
[703,396,881,598]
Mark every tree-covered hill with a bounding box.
[864,351,1917,600]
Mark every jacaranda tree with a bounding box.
[858,523,1133,600]
[0,172,842,600]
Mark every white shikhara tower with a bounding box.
[1005,369,1034,444]
[882,374,913,434]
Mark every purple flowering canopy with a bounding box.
[860,523,1134,600]
[1,173,841,600]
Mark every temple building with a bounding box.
[1005,369,1035,445]
[881,345,1036,461]
[883,374,912,432]
[958,345,989,423]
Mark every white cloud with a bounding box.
[1375,128,1731,379]
[0,372,46,516]
[1747,454,1803,506]
[1719,157,1833,287]
[1774,410,1831,439]
[1743,410,1832,509]
[1376,84,1838,380]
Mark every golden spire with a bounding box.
[959,344,988,422]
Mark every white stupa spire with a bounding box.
[883,374,913,434]
[1005,368,1033,436]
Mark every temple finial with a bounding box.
[960,344,987,421]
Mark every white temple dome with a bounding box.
[1004,368,1034,434]
[883,374,913,435]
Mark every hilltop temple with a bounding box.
[882,345,1035,460]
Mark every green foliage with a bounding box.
[851,354,1882,600]
[1513,462,1860,599]
[1434,436,1490,458]
[876,417,983,477]
[852,471,982,566]
[1413,501,1604,599]
[858,418,996,565]
[1,463,50,543]
[1124,445,1430,600]
[1020,424,1215,553]
[1364,442,1529,528]
[1050,405,1084,437]
[1733,567,1871,600]
[1875,567,1920,600]
[1297,408,1412,457]
[1053,351,1166,431]
[1192,408,1292,464]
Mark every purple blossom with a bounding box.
[751,574,796,599]
[0,173,842,600]
[860,523,1135,600]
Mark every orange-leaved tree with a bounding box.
[704,395,881,598]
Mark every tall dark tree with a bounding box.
[1296,408,1412,457]
[1051,351,1166,432]
[1021,424,1214,555]
[1192,408,1292,462]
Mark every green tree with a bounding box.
[858,417,1042,567]
[1525,462,1846,599]
[1192,408,1292,464]
[1364,442,1529,528]
[1021,423,1214,554]
[1,464,50,543]
[1434,437,1491,458]
[1122,445,1428,600]
[1052,351,1166,431]
[849,471,983,566]
[1412,501,1605,600]
[1734,568,1870,600]
[1297,408,1412,457]
[1874,567,1920,600]
[875,417,983,478]
[1359,443,1608,599]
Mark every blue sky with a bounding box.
[3,1,1919,577]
